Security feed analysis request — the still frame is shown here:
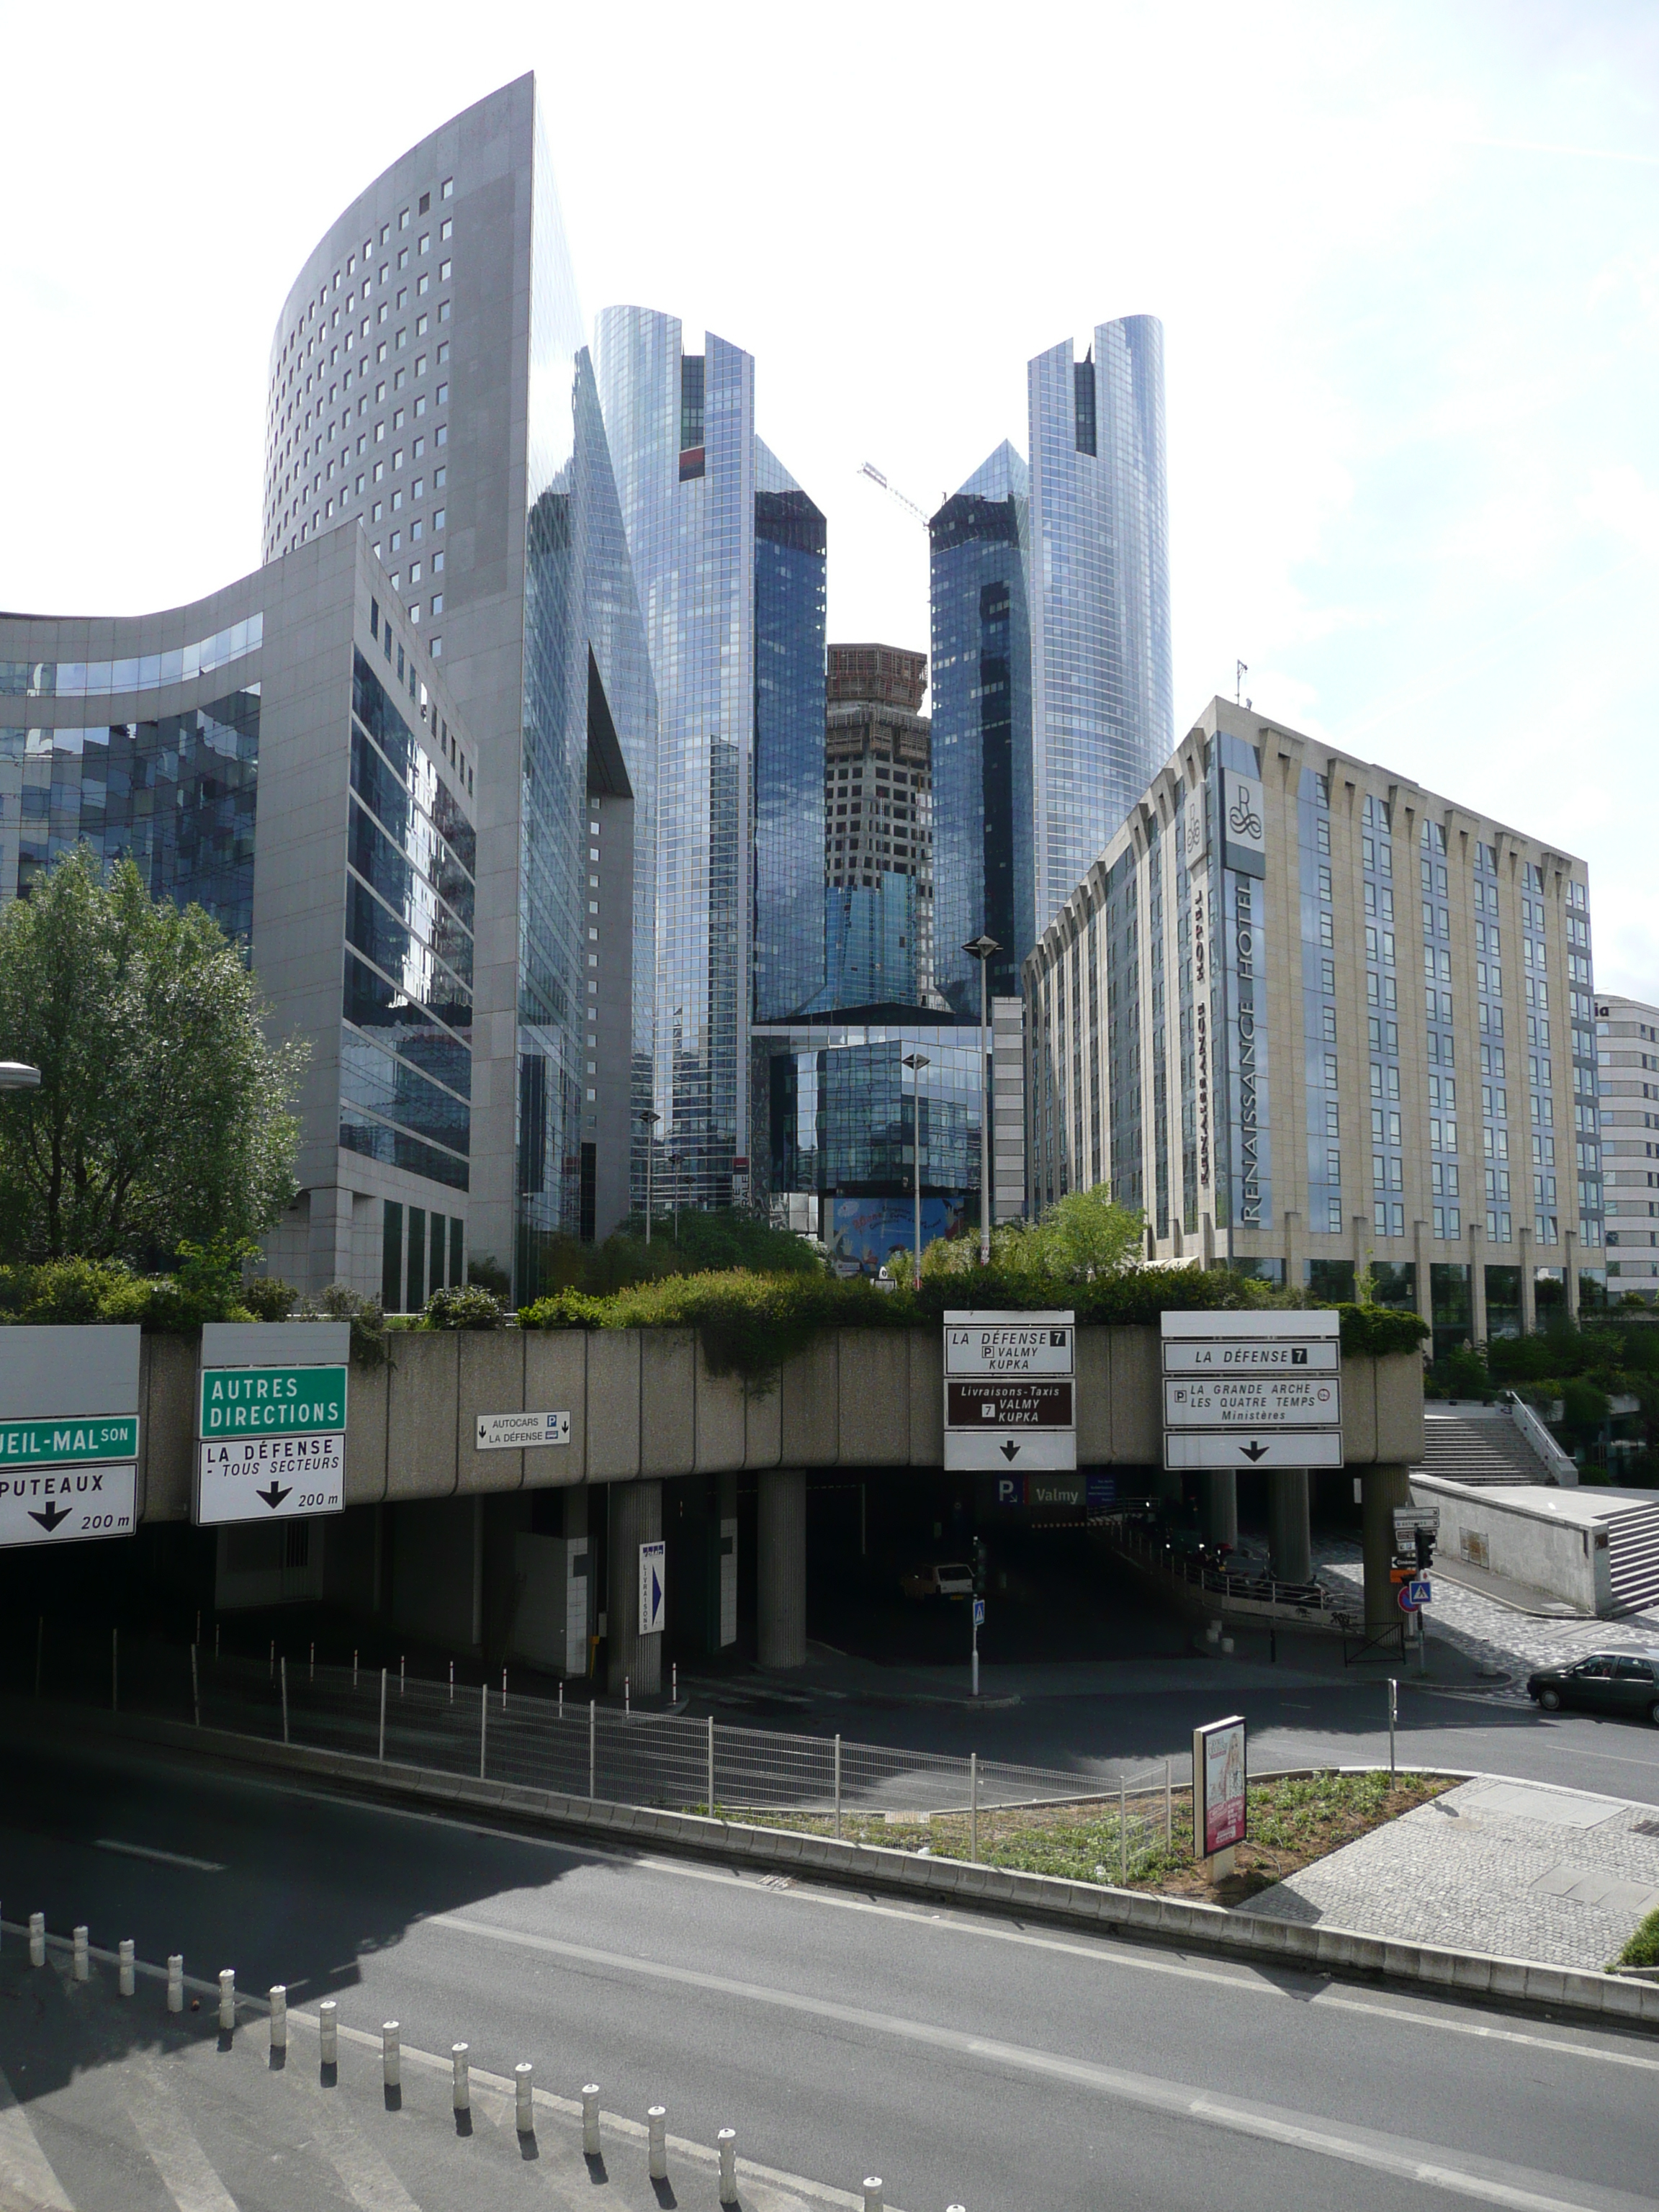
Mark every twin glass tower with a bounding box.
[261,75,1171,1280]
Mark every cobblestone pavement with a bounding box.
[1313,1538,1659,1696]
[1244,1773,1659,1970]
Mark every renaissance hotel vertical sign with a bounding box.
[194,1321,350,1525]
[1220,768,1267,1232]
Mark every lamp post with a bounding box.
[0,1063,42,1090]
[670,1154,682,1244]
[638,1109,660,1244]
[902,1052,930,1290]
[963,935,1001,1266]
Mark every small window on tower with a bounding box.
[1074,355,1097,456]
[678,353,706,480]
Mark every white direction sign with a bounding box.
[639,1539,667,1635]
[197,1434,345,1522]
[945,1313,1074,1375]
[1165,1431,1346,1470]
[1160,1309,1343,1471]
[0,1463,137,1547]
[945,1310,1075,1472]
[477,1410,572,1452]
[1164,1376,1340,1428]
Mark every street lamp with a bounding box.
[902,1051,930,1291]
[670,1153,683,1244]
[963,935,1002,1266]
[0,1062,42,1089]
[637,1108,661,1244]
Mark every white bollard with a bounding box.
[647,2104,667,2181]
[863,2180,883,2212]
[382,2023,400,2090]
[166,1954,184,2012]
[269,1985,287,2051]
[218,1969,236,2031]
[73,1927,89,1982]
[451,2043,469,2112]
[118,1940,135,1997]
[28,1914,45,1968]
[319,1998,338,2066]
[582,2084,601,2157]
[516,2062,534,2134]
[718,2126,738,2204]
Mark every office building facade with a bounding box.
[263,75,656,1287]
[930,318,1172,1010]
[820,644,937,1010]
[1024,697,1604,1352]
[1,529,479,1310]
[1027,318,1173,934]
[929,441,1032,1017]
[1596,991,1659,1300]
[594,307,825,1208]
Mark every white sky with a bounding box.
[4,0,1656,997]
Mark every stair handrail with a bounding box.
[1504,1390,1578,1487]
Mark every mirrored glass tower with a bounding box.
[595,308,824,1209]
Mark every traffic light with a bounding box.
[1414,1525,1436,1570]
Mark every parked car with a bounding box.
[900,1561,976,1601]
[1526,1650,1659,1725]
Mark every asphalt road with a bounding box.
[2,1733,1658,2212]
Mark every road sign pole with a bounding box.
[479,1678,488,1781]
[1388,1677,1398,1782]
[379,1668,387,1763]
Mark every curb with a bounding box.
[6,1699,1655,2033]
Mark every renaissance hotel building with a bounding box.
[1023,696,1604,1355]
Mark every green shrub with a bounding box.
[422,1284,508,1330]
[299,1282,390,1370]
[466,1252,512,1298]
[242,1275,299,1322]
[1618,1907,1659,1969]
[1333,1303,1431,1358]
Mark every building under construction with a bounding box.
[822,644,940,1008]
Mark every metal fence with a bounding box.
[1109,1514,1354,1627]
[16,1628,1188,1879]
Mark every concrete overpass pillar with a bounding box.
[607,1478,662,1697]
[1362,1462,1413,1634]
[1267,1468,1311,1584]
[1202,1470,1238,1550]
[757,1467,807,1670]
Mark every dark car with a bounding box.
[1526,1650,1659,1725]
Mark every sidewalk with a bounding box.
[1313,1539,1659,1694]
[1245,1772,1659,1972]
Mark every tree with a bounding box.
[0,850,305,1264]
[923,1184,1145,1282]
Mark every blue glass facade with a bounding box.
[1028,317,1172,930]
[929,441,1031,1015]
[753,445,827,1021]
[0,688,260,929]
[596,307,824,1208]
[753,1015,984,1256]
[819,876,917,1007]
[343,648,474,1193]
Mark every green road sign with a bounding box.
[0,1416,140,1467]
[198,1364,348,1439]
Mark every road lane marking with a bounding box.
[95,1840,225,1873]
[126,2059,238,2212]
[279,2007,896,2212]
[0,2063,74,2211]
[422,1912,1651,2211]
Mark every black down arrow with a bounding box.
[256,1483,292,1511]
[1238,1442,1269,1462]
[999,1441,1022,1462]
[28,1502,71,1533]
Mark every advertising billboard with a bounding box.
[1193,1714,1249,1858]
[830,1195,966,1277]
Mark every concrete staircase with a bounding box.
[1606,1501,1659,1614]
[1413,1406,1553,1487]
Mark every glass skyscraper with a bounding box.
[929,441,1032,1016]
[595,309,824,1209]
[930,320,1172,1015]
[1028,317,1172,930]
[261,77,657,1290]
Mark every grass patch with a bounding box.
[701,1769,1453,1905]
[1617,1907,1659,1969]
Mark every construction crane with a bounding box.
[858,462,932,530]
